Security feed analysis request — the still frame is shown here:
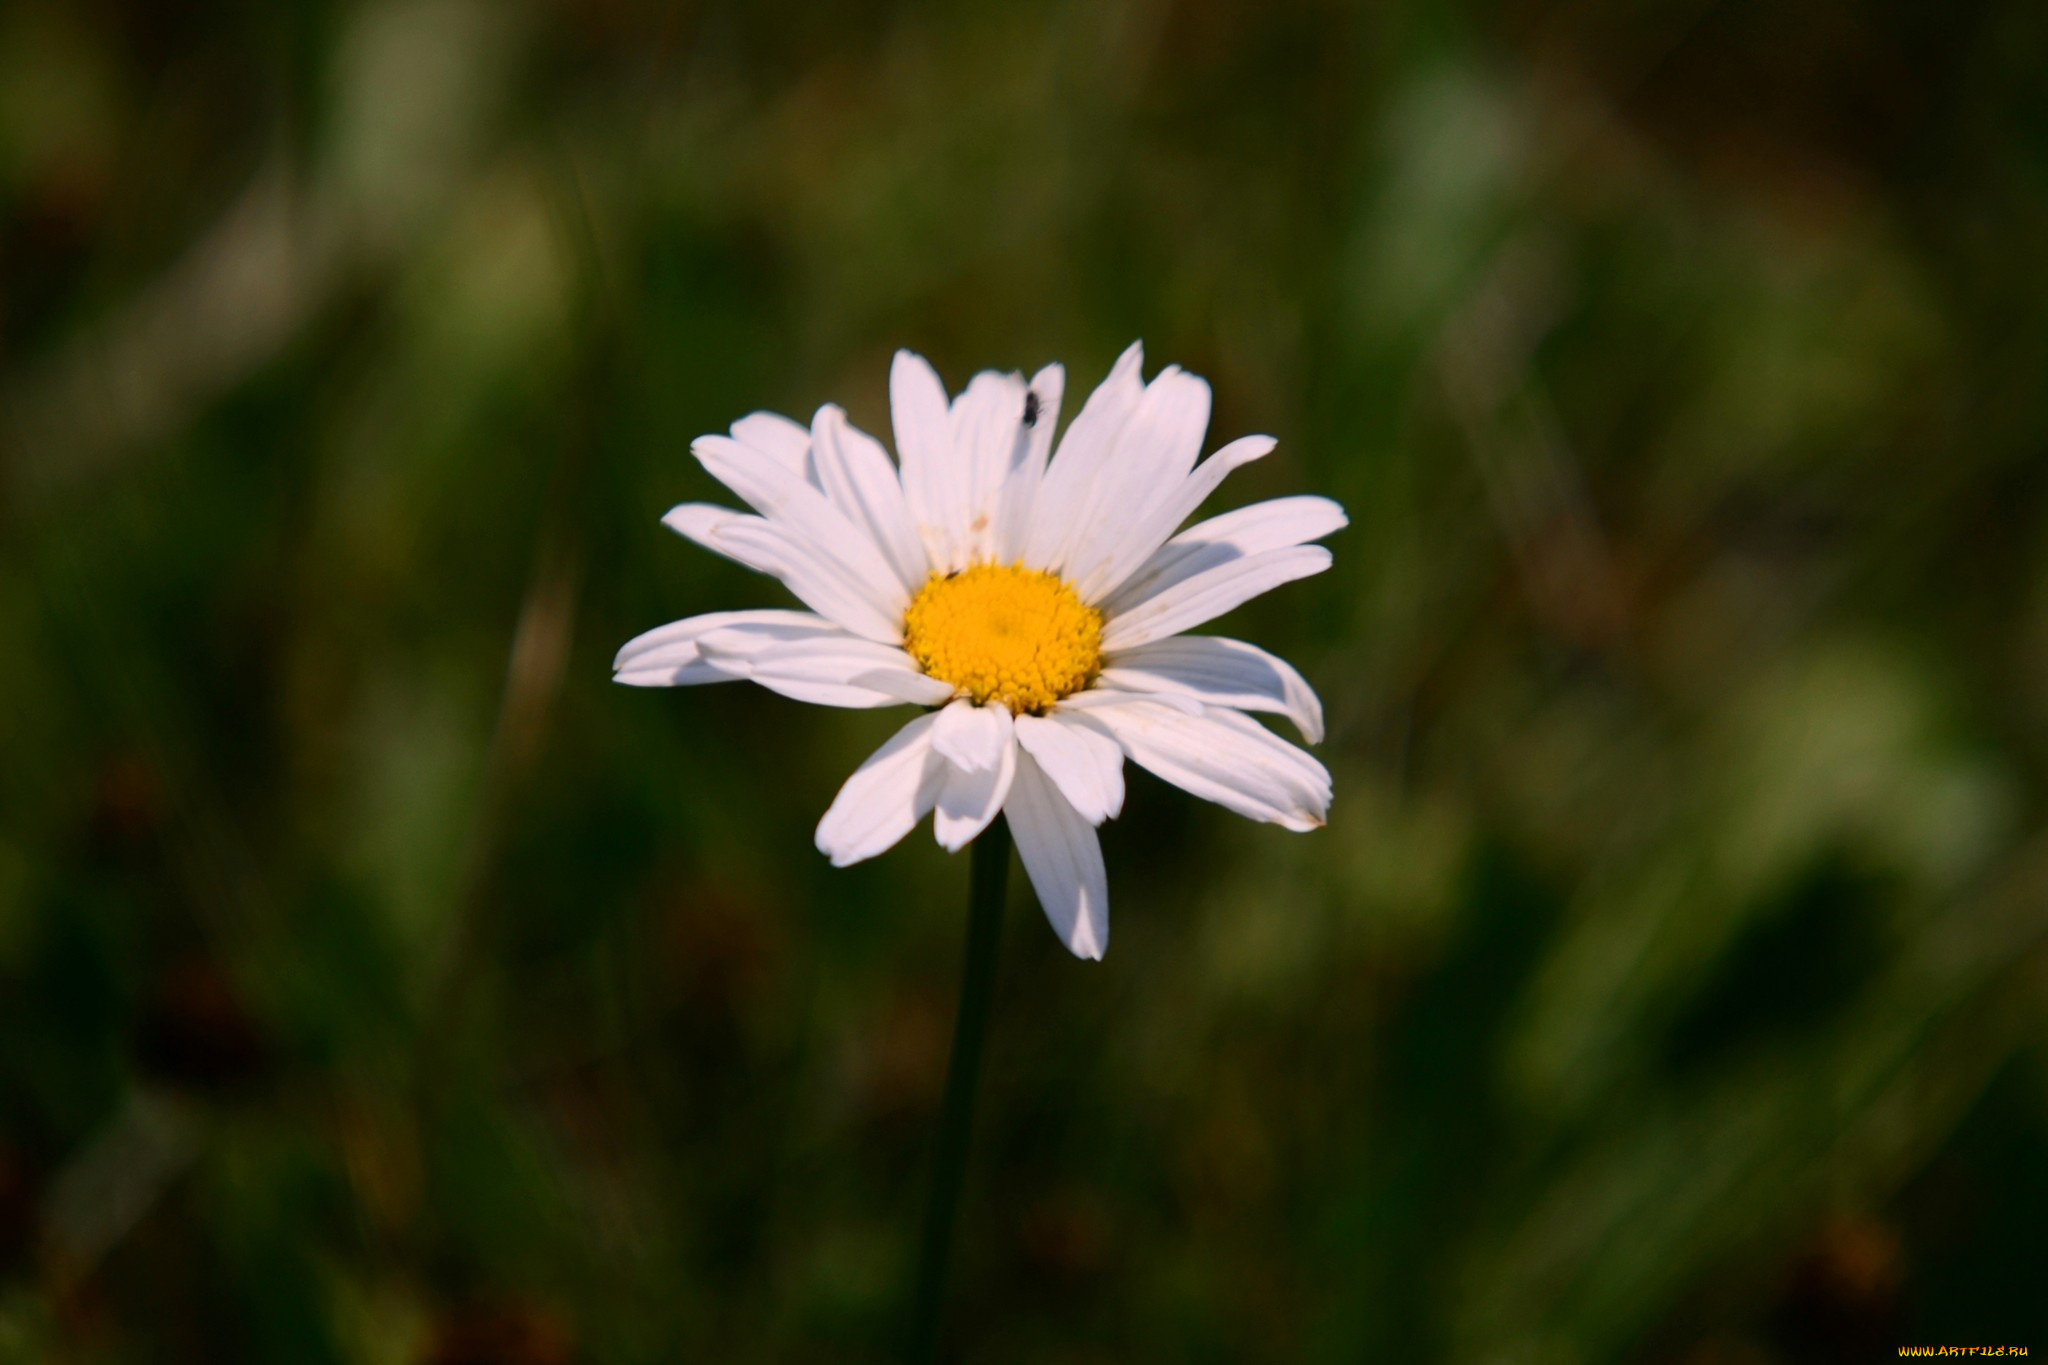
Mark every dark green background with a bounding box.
[4,0,2047,1359]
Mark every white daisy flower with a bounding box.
[616,344,1342,960]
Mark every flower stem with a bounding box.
[908,819,1011,1364]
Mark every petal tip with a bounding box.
[817,837,861,868]
[891,348,939,381]
[1065,919,1108,959]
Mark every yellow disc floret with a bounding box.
[903,564,1103,713]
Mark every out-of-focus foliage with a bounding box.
[4,0,2048,1359]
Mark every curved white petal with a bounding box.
[1098,635,1324,742]
[934,733,1017,851]
[1006,751,1109,960]
[1023,342,1145,572]
[729,412,813,478]
[693,434,911,605]
[950,371,1030,568]
[699,631,932,709]
[1079,697,1331,831]
[1059,366,1211,591]
[661,502,770,565]
[1071,434,1273,602]
[614,609,842,687]
[1104,495,1348,615]
[811,404,929,589]
[617,657,727,688]
[816,713,945,866]
[1022,364,1066,471]
[995,363,1065,563]
[890,350,960,572]
[1099,545,1332,652]
[931,698,1013,773]
[1059,687,1204,718]
[848,668,957,706]
[1013,711,1124,824]
[663,506,907,643]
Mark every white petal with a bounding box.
[1058,687,1204,718]
[811,404,929,589]
[615,657,728,688]
[1013,712,1125,824]
[933,732,1017,851]
[816,714,947,866]
[1023,342,1145,572]
[995,363,1065,564]
[1059,366,1212,592]
[949,370,1030,567]
[663,505,906,644]
[847,668,957,706]
[614,609,842,687]
[693,434,912,603]
[729,412,813,478]
[699,631,933,709]
[1022,364,1066,472]
[931,698,1013,773]
[661,502,769,566]
[1104,495,1348,615]
[1099,546,1332,652]
[1081,697,1331,831]
[1098,635,1325,742]
[612,609,834,668]
[1006,751,1109,960]
[1071,434,1273,602]
[890,350,960,572]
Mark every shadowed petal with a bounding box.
[931,698,1013,772]
[1058,365,1212,594]
[1023,342,1145,573]
[1098,635,1325,742]
[1006,751,1109,960]
[933,732,1017,850]
[1100,546,1332,652]
[1073,435,1275,603]
[1077,696,1330,831]
[729,411,812,479]
[614,609,842,687]
[1104,495,1348,615]
[811,404,929,590]
[692,434,911,606]
[699,631,934,709]
[1013,712,1125,824]
[891,350,960,571]
[949,370,1030,567]
[816,714,945,866]
[996,363,1065,563]
[662,504,905,643]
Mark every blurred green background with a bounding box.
[5,0,2048,1360]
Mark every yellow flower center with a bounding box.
[903,564,1103,713]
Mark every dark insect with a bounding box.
[1022,390,1041,428]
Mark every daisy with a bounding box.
[615,344,1340,959]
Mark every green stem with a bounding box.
[908,820,1011,1364]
